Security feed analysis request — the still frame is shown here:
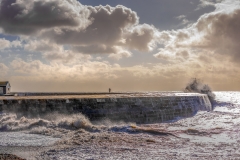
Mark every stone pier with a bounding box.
[0,92,212,123]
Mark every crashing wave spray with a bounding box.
[184,78,215,101]
[0,113,95,137]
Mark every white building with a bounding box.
[0,81,11,95]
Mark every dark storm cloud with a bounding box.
[43,5,138,46]
[0,0,89,35]
[0,0,216,59]
[39,4,149,55]
[0,0,157,56]
[124,24,157,51]
[72,45,117,54]
[42,51,75,63]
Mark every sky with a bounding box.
[0,0,240,92]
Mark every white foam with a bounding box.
[0,132,59,147]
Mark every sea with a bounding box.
[0,92,239,160]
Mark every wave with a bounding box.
[0,112,174,138]
[0,113,96,137]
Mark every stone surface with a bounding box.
[0,92,212,124]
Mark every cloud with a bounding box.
[23,39,92,63]
[2,0,240,92]
[39,4,151,54]
[176,15,186,20]
[72,45,117,54]
[0,38,10,49]
[176,15,189,25]
[153,7,240,88]
[11,40,22,48]
[42,5,138,45]
[154,47,190,63]
[108,50,132,60]
[176,50,189,59]
[0,0,159,60]
[0,0,90,35]
[199,0,216,7]
[123,24,158,51]
[197,0,222,10]
[42,51,76,63]
[155,0,240,65]
[154,49,173,61]
[24,40,61,52]
[194,8,240,62]
[0,63,8,70]
[10,58,119,81]
[43,50,92,64]
[0,63,8,76]
[7,56,240,91]
[0,38,21,50]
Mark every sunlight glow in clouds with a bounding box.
[0,0,239,91]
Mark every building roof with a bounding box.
[0,81,9,87]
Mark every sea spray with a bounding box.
[0,113,96,136]
[56,114,94,131]
[184,78,215,102]
[0,112,159,137]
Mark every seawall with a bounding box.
[0,92,212,124]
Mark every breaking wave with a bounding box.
[0,112,138,136]
[0,113,96,137]
[184,78,215,101]
[0,111,173,140]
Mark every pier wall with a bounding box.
[0,94,212,123]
